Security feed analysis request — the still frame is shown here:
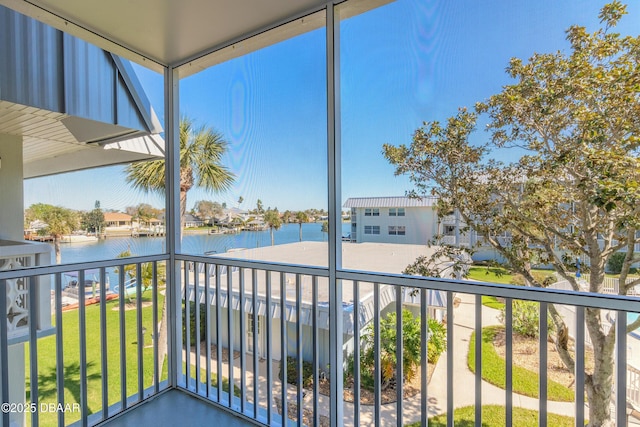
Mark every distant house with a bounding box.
[344,196,440,245]
[183,214,205,228]
[104,212,133,228]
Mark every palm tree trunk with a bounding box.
[157,289,169,376]
[271,228,275,246]
[299,223,302,242]
[54,237,61,264]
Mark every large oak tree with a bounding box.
[384,3,639,425]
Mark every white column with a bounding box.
[0,134,24,241]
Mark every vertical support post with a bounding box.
[164,65,181,388]
[78,271,88,426]
[55,273,66,426]
[205,265,212,399]
[475,294,482,425]
[136,263,144,400]
[446,291,454,427]
[28,276,40,427]
[395,286,403,424]
[99,268,109,417]
[353,281,360,426]
[616,310,627,426]
[239,267,246,414]
[539,302,548,427]
[0,280,8,427]
[420,289,428,427]
[575,306,584,427]
[327,4,343,427]
[505,298,513,427]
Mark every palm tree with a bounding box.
[264,209,282,246]
[125,117,235,229]
[124,117,234,374]
[26,204,79,264]
[295,211,309,242]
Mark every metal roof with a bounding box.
[343,196,438,208]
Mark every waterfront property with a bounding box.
[1,1,639,427]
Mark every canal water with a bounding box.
[57,222,349,264]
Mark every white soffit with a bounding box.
[1,0,393,77]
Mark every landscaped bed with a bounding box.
[468,326,578,402]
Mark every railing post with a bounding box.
[0,279,9,427]
[616,311,627,425]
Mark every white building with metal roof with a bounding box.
[343,196,439,245]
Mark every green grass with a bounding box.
[25,290,164,426]
[405,405,576,426]
[468,266,514,284]
[468,326,574,402]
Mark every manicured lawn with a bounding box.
[25,289,164,426]
[468,267,513,285]
[406,405,576,426]
[467,326,574,402]
[468,267,555,310]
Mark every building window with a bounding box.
[389,208,405,217]
[364,225,380,235]
[389,226,406,236]
[364,208,380,216]
[443,225,456,236]
[248,313,260,334]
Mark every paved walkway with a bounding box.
[189,292,640,425]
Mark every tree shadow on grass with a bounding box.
[29,361,101,414]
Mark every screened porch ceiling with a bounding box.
[1,0,392,77]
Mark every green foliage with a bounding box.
[125,117,235,224]
[468,326,574,401]
[384,3,639,421]
[427,318,446,363]
[406,405,576,427]
[606,252,626,274]
[354,309,426,391]
[498,300,554,338]
[81,202,106,233]
[279,356,314,388]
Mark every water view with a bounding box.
[55,223,350,264]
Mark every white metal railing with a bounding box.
[176,254,639,427]
[0,255,168,427]
[440,234,472,246]
[2,253,639,426]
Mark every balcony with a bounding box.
[2,254,639,426]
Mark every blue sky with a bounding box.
[23,0,639,213]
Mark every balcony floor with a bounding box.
[97,389,261,427]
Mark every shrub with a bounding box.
[183,301,206,347]
[279,356,314,388]
[351,309,432,391]
[606,252,626,274]
[427,318,446,363]
[498,300,554,338]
